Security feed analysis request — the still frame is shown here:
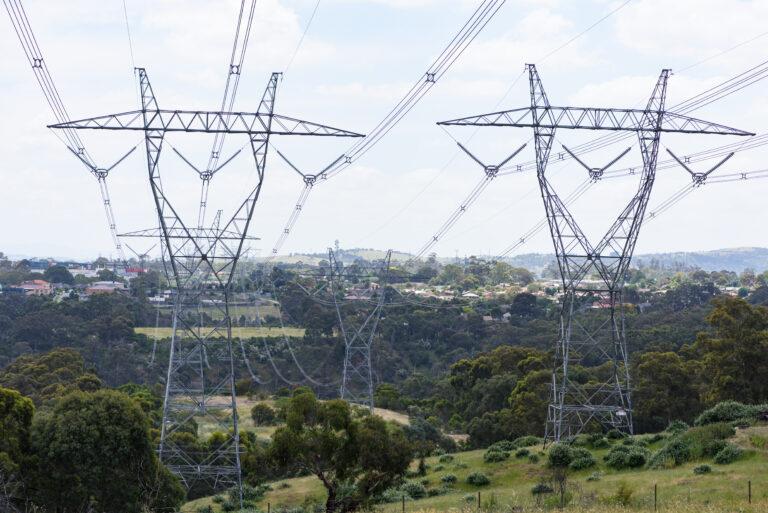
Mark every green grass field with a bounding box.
[134,326,305,338]
[185,425,768,512]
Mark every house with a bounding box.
[85,281,126,295]
[461,291,479,299]
[19,279,52,296]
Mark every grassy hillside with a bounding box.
[185,424,768,512]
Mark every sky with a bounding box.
[1,0,767,262]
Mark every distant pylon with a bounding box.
[329,249,392,412]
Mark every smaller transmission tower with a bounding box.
[329,249,392,412]
[439,64,752,441]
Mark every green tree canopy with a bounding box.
[0,387,33,474]
[269,391,413,513]
[29,389,184,513]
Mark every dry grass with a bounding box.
[134,326,305,338]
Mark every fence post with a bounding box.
[268,503,271,513]
[654,484,657,511]
[402,494,405,513]
[749,480,751,504]
[478,491,481,510]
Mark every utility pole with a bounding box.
[51,68,362,496]
[439,64,752,441]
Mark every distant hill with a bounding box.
[264,247,768,274]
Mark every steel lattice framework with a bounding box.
[51,68,362,495]
[328,249,392,412]
[439,64,752,441]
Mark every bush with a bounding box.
[212,495,224,504]
[490,440,516,451]
[528,453,540,463]
[649,438,692,470]
[647,433,667,444]
[547,443,573,468]
[586,471,603,482]
[695,400,754,426]
[713,443,742,464]
[693,464,712,475]
[483,449,509,463]
[376,488,405,504]
[427,487,448,497]
[462,495,476,503]
[466,472,490,486]
[400,481,426,499]
[405,469,420,478]
[221,501,236,512]
[666,419,690,435]
[419,479,430,486]
[197,507,213,513]
[568,448,596,470]
[439,454,454,463]
[531,482,553,495]
[440,473,458,485]
[432,465,444,472]
[250,403,277,426]
[607,429,623,440]
[240,484,265,502]
[453,462,468,469]
[592,437,610,449]
[515,447,530,458]
[703,439,728,458]
[512,435,543,448]
[626,448,648,468]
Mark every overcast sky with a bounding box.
[1,0,766,261]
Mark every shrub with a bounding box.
[649,438,692,470]
[515,448,530,458]
[568,448,596,470]
[512,435,543,448]
[417,458,427,476]
[427,487,448,497]
[440,473,458,485]
[197,506,213,513]
[405,469,420,478]
[466,472,490,486]
[528,453,540,464]
[695,400,753,426]
[250,403,277,426]
[376,488,405,504]
[420,479,430,486]
[626,448,648,468]
[647,433,667,444]
[462,495,476,503]
[713,443,742,464]
[586,471,603,482]
[400,481,426,499]
[453,462,468,469]
[592,437,610,449]
[693,464,712,475]
[703,439,728,458]
[221,501,236,512]
[240,484,265,502]
[490,440,516,451]
[212,495,224,504]
[483,449,509,463]
[666,419,690,435]
[439,454,454,463]
[432,465,444,472]
[607,429,623,440]
[547,443,573,468]
[531,482,553,495]
[750,434,767,449]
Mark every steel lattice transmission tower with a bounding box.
[439,64,752,441]
[52,68,362,494]
[328,249,392,412]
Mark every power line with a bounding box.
[264,0,507,261]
